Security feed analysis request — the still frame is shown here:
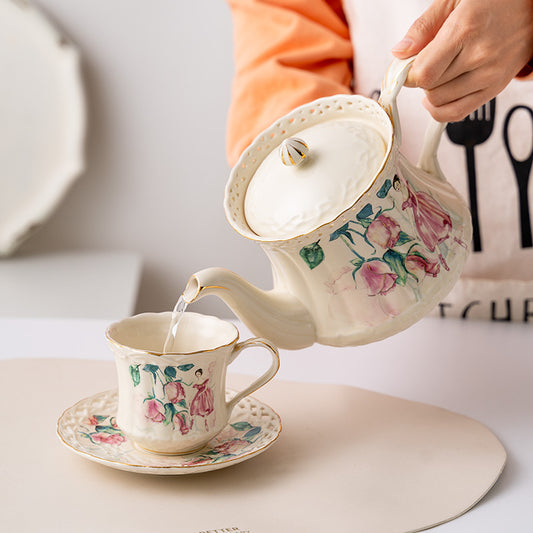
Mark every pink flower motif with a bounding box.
[405,252,440,281]
[402,187,452,253]
[366,215,401,249]
[86,416,98,426]
[174,412,191,435]
[92,433,126,445]
[324,266,355,295]
[145,399,166,423]
[164,381,185,404]
[214,439,249,455]
[359,260,398,296]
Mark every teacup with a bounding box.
[105,311,280,454]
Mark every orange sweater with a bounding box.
[226,0,354,166]
[226,0,533,167]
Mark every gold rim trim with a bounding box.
[105,312,239,357]
[56,389,282,471]
[224,94,396,244]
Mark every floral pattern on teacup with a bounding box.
[130,361,217,432]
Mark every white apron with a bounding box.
[343,0,533,321]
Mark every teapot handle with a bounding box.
[379,56,447,181]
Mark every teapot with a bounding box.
[183,57,472,349]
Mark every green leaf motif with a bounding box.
[330,223,354,244]
[231,421,254,432]
[376,179,392,199]
[204,450,221,456]
[178,364,194,372]
[299,241,324,270]
[143,364,159,385]
[357,217,372,229]
[356,203,373,220]
[95,415,108,423]
[95,425,122,435]
[129,365,141,387]
[163,403,177,426]
[395,231,413,247]
[243,426,261,439]
[350,257,364,280]
[164,366,177,379]
[383,249,408,286]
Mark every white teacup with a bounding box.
[106,312,280,454]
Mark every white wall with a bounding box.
[22,0,271,316]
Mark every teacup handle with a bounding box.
[379,56,447,182]
[226,337,280,412]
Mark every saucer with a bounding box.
[57,389,281,475]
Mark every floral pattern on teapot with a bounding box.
[300,173,466,301]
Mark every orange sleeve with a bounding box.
[226,0,354,166]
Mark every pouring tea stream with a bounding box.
[162,295,188,353]
[182,57,472,350]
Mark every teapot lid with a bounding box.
[243,117,387,240]
[225,95,394,243]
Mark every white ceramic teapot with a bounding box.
[183,57,472,349]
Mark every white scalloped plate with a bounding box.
[0,0,85,255]
[57,390,282,475]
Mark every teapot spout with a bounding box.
[183,267,316,350]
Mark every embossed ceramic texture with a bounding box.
[57,389,281,475]
[245,119,386,239]
[184,57,472,350]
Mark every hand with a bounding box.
[391,0,533,122]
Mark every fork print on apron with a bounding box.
[446,98,533,252]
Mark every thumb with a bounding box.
[392,0,454,58]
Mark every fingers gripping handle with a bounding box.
[226,338,280,412]
[379,55,447,181]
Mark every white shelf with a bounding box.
[0,250,141,319]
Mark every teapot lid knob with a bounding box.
[280,137,309,167]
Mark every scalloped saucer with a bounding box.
[57,389,281,475]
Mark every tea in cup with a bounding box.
[106,311,280,454]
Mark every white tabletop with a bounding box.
[1,315,531,531]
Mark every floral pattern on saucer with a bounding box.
[57,389,281,475]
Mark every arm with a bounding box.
[226,0,354,166]
[391,0,533,123]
